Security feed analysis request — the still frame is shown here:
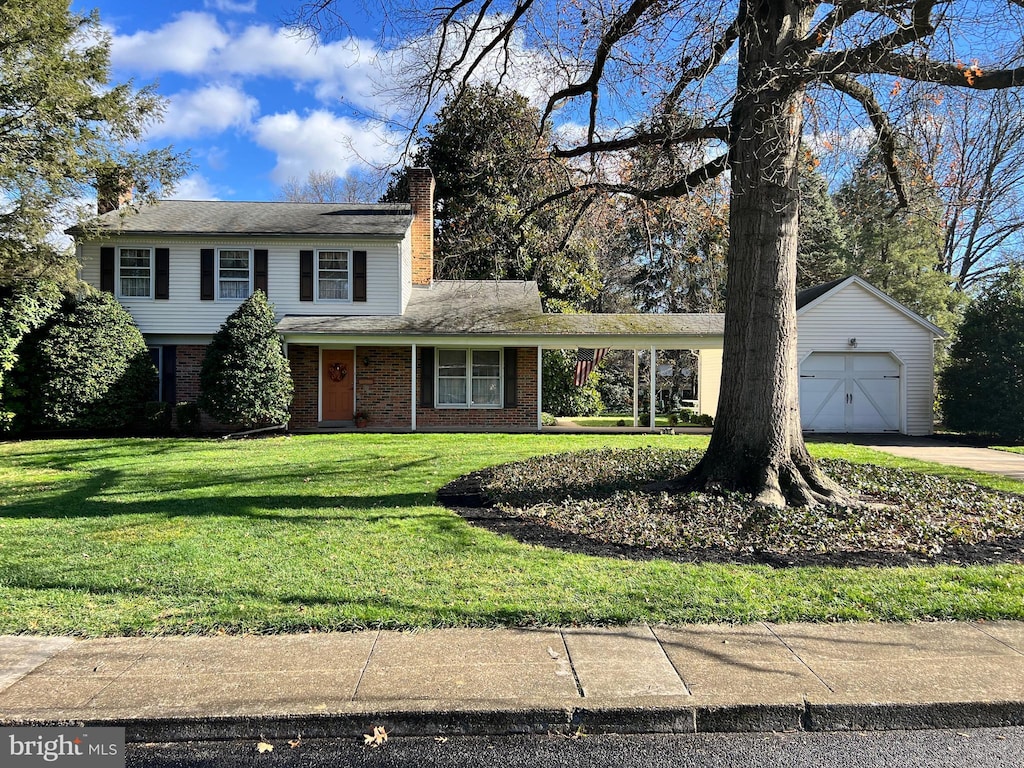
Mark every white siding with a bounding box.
[400,231,413,312]
[80,236,404,336]
[797,282,936,435]
[697,347,722,419]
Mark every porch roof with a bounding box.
[276,280,725,348]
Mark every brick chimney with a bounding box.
[408,167,434,286]
[96,166,133,215]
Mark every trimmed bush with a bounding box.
[198,291,293,429]
[541,349,603,417]
[17,292,156,430]
[941,268,1024,440]
[175,401,201,435]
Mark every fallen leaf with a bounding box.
[256,742,274,754]
[364,726,389,747]
[435,736,449,743]
[288,739,302,749]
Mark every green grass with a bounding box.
[1,433,1023,636]
[994,446,1024,456]
[562,415,675,427]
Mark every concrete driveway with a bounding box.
[810,434,1024,481]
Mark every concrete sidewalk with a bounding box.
[2,622,1023,740]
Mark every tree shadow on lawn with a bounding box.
[0,468,444,522]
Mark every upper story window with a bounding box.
[218,249,252,300]
[317,250,350,301]
[436,348,502,408]
[118,247,152,298]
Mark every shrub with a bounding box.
[175,402,201,435]
[541,349,603,417]
[941,268,1024,440]
[0,279,63,430]
[140,401,171,435]
[198,291,293,429]
[15,292,156,430]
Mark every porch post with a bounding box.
[410,343,417,432]
[649,346,656,433]
[536,347,543,431]
[632,349,639,427]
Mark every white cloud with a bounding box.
[165,174,221,200]
[251,110,402,184]
[111,12,229,76]
[146,84,259,140]
[204,0,257,12]
[110,13,382,109]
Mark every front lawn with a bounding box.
[995,446,1024,456]
[1,433,1022,635]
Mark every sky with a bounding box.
[91,0,411,202]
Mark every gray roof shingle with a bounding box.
[276,281,725,339]
[68,200,414,238]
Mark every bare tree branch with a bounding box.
[552,126,730,159]
[662,11,744,111]
[836,53,1024,89]
[824,73,908,211]
[539,0,661,140]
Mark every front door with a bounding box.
[322,349,355,421]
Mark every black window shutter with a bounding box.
[300,250,314,301]
[200,249,215,300]
[254,249,269,295]
[353,250,367,302]
[504,348,518,408]
[162,346,177,404]
[155,248,170,299]
[100,247,115,293]
[419,347,434,407]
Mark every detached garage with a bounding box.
[796,276,945,436]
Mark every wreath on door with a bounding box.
[328,362,348,382]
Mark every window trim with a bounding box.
[314,249,353,303]
[148,346,163,402]
[116,246,154,300]
[216,248,253,301]
[434,347,504,409]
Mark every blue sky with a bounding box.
[92,0,410,202]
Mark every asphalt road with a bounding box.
[126,727,1024,768]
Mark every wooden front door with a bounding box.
[321,349,355,421]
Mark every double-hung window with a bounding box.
[218,249,252,300]
[118,247,152,298]
[317,250,350,301]
[436,348,502,408]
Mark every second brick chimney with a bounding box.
[408,167,435,286]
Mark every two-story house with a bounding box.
[70,169,942,435]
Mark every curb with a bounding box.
[6,701,1024,742]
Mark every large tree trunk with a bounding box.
[682,0,850,508]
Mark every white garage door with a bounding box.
[800,352,901,433]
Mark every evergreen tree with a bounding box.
[941,268,1024,439]
[0,0,188,281]
[383,84,601,311]
[796,151,846,290]
[198,292,293,429]
[834,148,961,333]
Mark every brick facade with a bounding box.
[287,344,320,430]
[174,345,206,402]
[286,344,538,432]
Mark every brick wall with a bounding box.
[416,347,538,431]
[288,344,319,430]
[354,346,413,428]
[174,345,206,402]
